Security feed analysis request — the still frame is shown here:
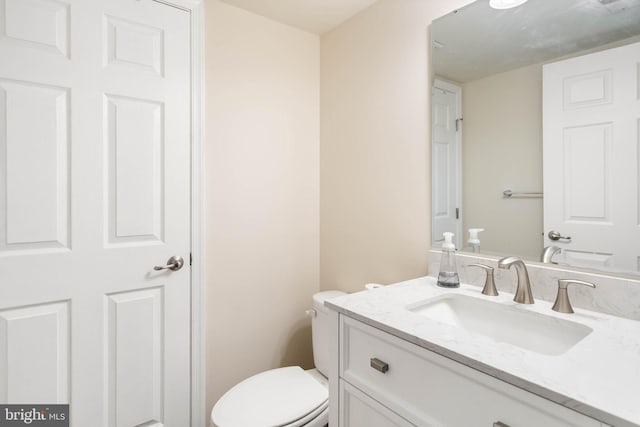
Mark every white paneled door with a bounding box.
[0,0,192,426]
[432,80,462,248]
[543,41,640,273]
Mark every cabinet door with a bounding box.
[340,380,416,427]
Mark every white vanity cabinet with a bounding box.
[334,315,602,427]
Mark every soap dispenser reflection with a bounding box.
[438,232,460,288]
[468,228,484,252]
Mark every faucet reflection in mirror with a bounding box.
[541,246,561,264]
[431,0,640,277]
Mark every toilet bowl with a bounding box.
[210,290,345,427]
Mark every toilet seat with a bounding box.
[283,400,328,427]
[211,366,328,427]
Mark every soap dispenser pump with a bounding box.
[437,232,460,288]
[468,228,485,252]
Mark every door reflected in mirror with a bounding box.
[431,0,640,276]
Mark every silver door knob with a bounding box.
[154,256,184,271]
[548,230,571,242]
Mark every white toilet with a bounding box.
[211,290,346,427]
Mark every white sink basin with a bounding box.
[407,294,593,356]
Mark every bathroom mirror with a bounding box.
[431,0,640,275]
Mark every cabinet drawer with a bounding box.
[340,316,600,427]
[340,380,415,427]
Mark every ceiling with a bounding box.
[219,0,379,34]
[432,0,640,83]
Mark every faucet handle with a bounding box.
[552,279,596,314]
[467,264,498,296]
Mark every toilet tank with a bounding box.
[311,291,346,377]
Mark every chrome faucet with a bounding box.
[497,257,534,304]
[541,246,561,264]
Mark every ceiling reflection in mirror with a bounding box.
[431,0,640,276]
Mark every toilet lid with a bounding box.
[211,366,328,427]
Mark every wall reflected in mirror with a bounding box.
[431,0,640,276]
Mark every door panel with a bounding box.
[562,70,611,110]
[106,94,165,245]
[106,288,164,427]
[0,79,70,252]
[0,1,191,425]
[0,301,70,403]
[563,123,611,222]
[1,0,70,57]
[104,15,164,76]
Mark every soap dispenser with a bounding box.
[468,228,484,253]
[437,232,460,288]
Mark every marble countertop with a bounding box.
[326,276,640,427]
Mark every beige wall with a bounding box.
[205,0,320,415]
[204,0,478,417]
[461,63,543,259]
[320,0,474,293]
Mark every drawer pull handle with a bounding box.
[370,358,389,374]
[493,422,510,427]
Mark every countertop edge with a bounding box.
[325,300,632,427]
